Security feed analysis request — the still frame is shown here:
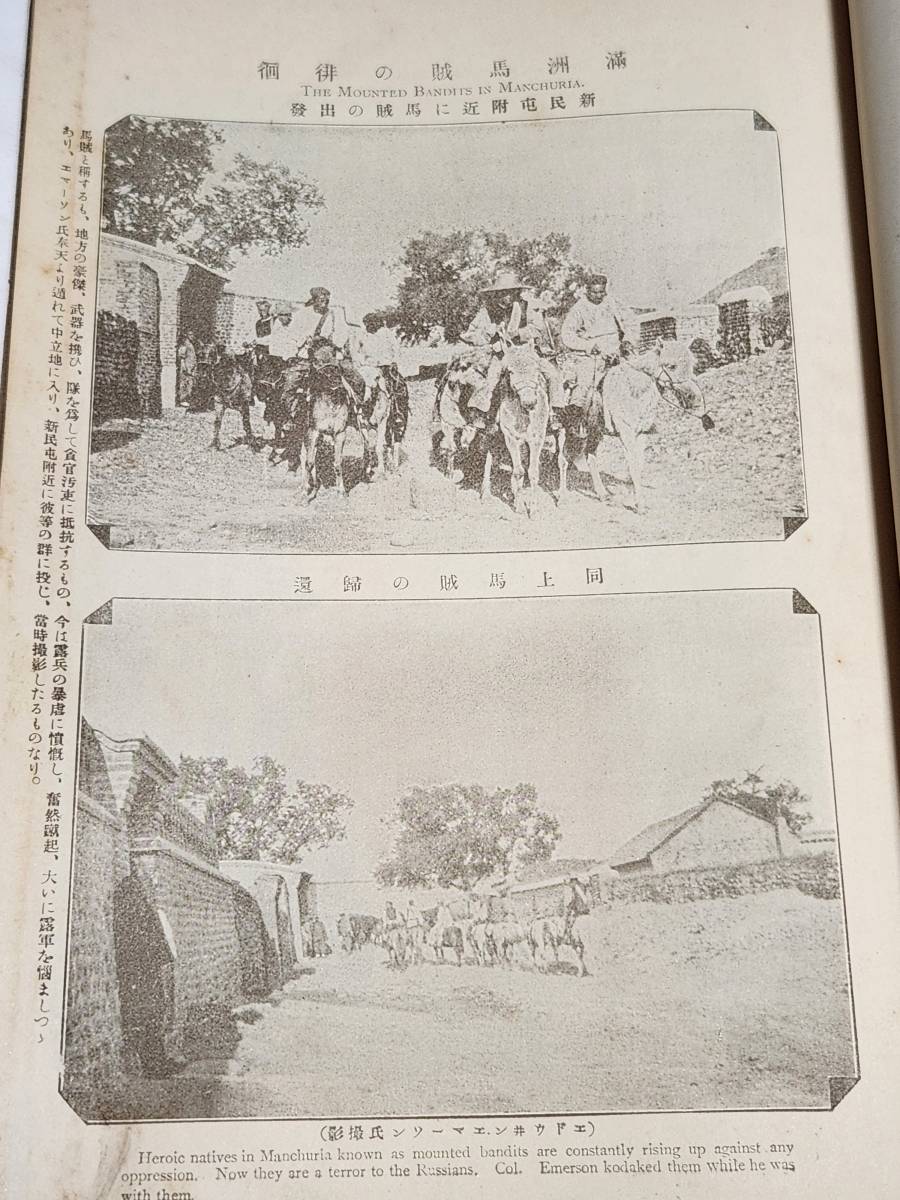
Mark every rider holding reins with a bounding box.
[560,272,630,427]
[460,273,565,422]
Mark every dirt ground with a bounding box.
[88,350,806,554]
[120,890,854,1121]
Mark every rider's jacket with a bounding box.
[461,301,524,349]
[561,294,628,357]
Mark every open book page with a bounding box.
[1,1,899,1197]
[848,0,900,561]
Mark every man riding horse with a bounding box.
[453,273,563,427]
[264,287,366,467]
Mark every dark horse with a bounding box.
[358,364,410,479]
[301,339,364,501]
[210,347,258,452]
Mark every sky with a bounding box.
[181,109,787,315]
[81,592,835,881]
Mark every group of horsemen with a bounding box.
[451,270,637,431]
[179,269,663,435]
[373,875,592,970]
[249,285,407,422]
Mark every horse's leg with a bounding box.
[506,432,526,514]
[480,440,493,503]
[557,425,568,502]
[576,936,589,977]
[375,413,387,477]
[618,421,646,511]
[333,426,347,494]
[240,403,258,451]
[525,412,547,515]
[211,400,225,450]
[305,428,320,499]
[585,450,610,501]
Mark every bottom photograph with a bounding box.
[62,591,856,1122]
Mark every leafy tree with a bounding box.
[102,117,224,249]
[392,228,594,343]
[102,117,324,271]
[376,782,560,891]
[173,754,351,865]
[703,770,813,837]
[187,154,324,270]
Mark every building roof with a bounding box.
[609,803,706,869]
[100,231,231,280]
[638,304,719,323]
[718,285,773,309]
[609,796,779,870]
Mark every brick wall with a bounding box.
[131,841,244,1037]
[95,234,227,409]
[63,722,276,1119]
[63,722,132,1117]
[63,796,131,1116]
[94,310,139,421]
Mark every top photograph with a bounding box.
[86,108,805,554]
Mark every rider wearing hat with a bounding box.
[460,272,527,415]
[461,273,565,415]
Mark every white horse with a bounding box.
[528,913,589,977]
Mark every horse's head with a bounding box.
[503,345,546,409]
[310,337,338,367]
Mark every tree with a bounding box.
[187,154,324,271]
[173,754,351,865]
[376,782,560,891]
[391,228,594,343]
[102,117,224,250]
[102,117,324,271]
[703,770,813,837]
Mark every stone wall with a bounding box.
[593,851,840,906]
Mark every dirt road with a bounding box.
[120,891,854,1121]
[88,351,806,554]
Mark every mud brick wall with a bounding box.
[594,851,840,906]
[762,292,792,346]
[718,299,751,360]
[131,842,244,1035]
[94,310,140,421]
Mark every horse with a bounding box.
[547,353,658,512]
[266,358,310,470]
[301,339,362,500]
[210,348,259,452]
[528,912,589,977]
[358,364,409,479]
[467,918,498,966]
[492,916,529,967]
[484,345,552,515]
[426,903,465,966]
[383,923,409,970]
[433,347,551,513]
[431,360,485,482]
[337,913,354,953]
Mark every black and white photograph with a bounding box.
[62,592,855,1122]
[87,109,805,553]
